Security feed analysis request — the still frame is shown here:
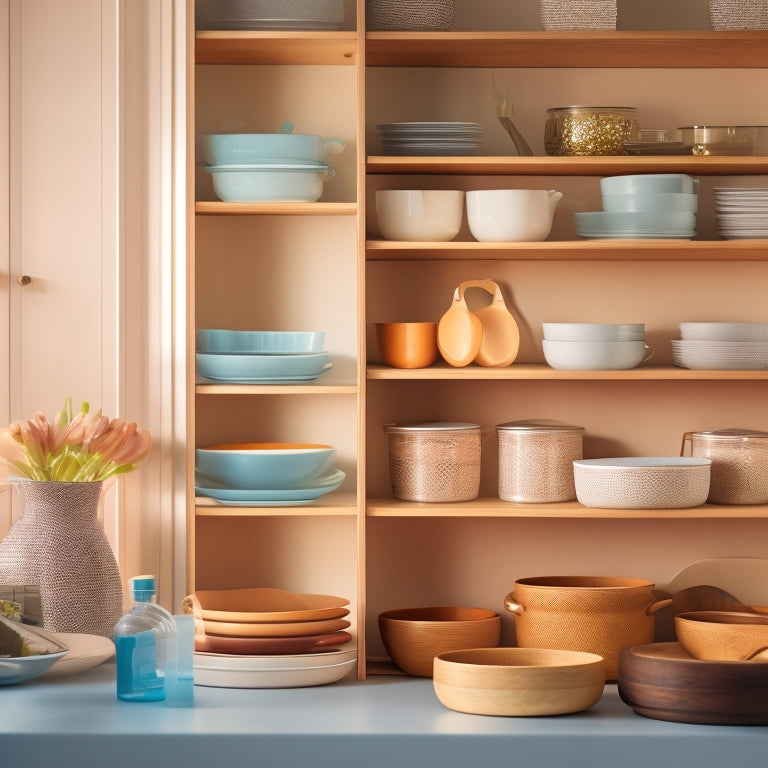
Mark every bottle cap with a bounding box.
[129,574,156,600]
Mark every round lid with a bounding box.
[547,105,636,113]
[693,428,768,440]
[496,419,584,434]
[383,421,481,433]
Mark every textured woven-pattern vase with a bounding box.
[0,481,123,637]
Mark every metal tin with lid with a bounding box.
[684,428,768,504]
[383,421,481,502]
[496,419,584,503]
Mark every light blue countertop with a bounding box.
[2,662,768,768]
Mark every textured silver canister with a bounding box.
[496,419,584,502]
[686,428,768,505]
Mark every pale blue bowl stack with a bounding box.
[575,173,699,239]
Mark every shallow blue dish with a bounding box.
[196,329,325,355]
[0,650,68,686]
[196,351,332,383]
[196,443,337,490]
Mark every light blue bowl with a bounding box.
[601,192,699,213]
[200,133,345,165]
[195,443,337,490]
[600,174,699,195]
[196,329,326,355]
[206,163,334,203]
[196,351,332,383]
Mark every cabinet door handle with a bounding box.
[17,275,32,286]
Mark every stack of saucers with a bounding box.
[194,442,345,505]
[714,187,768,239]
[672,322,768,370]
[195,329,332,384]
[376,122,483,155]
[575,173,698,239]
[185,587,357,688]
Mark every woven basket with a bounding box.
[366,0,456,31]
[709,0,768,30]
[540,0,617,30]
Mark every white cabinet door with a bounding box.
[1,0,118,535]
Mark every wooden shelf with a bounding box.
[196,491,358,515]
[366,497,768,518]
[366,239,768,261]
[366,363,768,381]
[195,201,357,215]
[195,31,358,65]
[196,382,358,394]
[366,155,768,175]
[365,31,768,68]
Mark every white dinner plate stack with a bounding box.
[672,322,768,370]
[377,122,483,155]
[714,187,768,239]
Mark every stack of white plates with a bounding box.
[672,322,768,369]
[377,122,483,156]
[714,187,768,239]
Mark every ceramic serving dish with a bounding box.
[0,651,68,686]
[195,350,332,382]
[196,329,326,355]
[206,163,334,203]
[200,132,344,164]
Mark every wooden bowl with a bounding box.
[433,647,606,716]
[675,610,768,661]
[618,642,768,725]
[378,607,501,677]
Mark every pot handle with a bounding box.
[320,169,336,182]
[680,431,693,457]
[503,592,525,615]
[322,137,346,155]
[645,596,673,616]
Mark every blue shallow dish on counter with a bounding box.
[0,650,68,686]
[195,468,346,506]
[196,329,326,355]
[196,351,332,383]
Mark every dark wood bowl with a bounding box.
[618,642,768,725]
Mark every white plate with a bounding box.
[672,340,768,369]
[194,648,357,669]
[193,652,357,688]
[40,633,115,678]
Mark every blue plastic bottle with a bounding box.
[114,575,176,702]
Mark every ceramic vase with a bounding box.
[0,480,124,637]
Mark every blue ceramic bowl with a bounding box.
[0,650,68,686]
[601,192,699,213]
[196,329,326,355]
[206,163,334,203]
[599,173,699,195]
[200,133,345,165]
[195,443,337,490]
[195,351,332,383]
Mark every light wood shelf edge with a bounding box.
[366,155,768,175]
[195,201,357,215]
[365,239,768,261]
[366,364,768,381]
[364,31,768,68]
[195,31,358,65]
[366,497,768,519]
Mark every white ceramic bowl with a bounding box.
[542,339,652,370]
[466,189,562,242]
[375,190,464,241]
[601,192,699,213]
[600,173,699,195]
[573,457,711,509]
[542,323,645,342]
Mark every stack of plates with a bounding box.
[185,588,356,688]
[672,322,768,370]
[195,329,332,384]
[714,187,768,239]
[377,122,483,156]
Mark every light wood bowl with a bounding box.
[433,647,606,717]
[675,610,768,661]
[378,607,501,677]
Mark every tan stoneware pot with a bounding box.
[504,576,672,681]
